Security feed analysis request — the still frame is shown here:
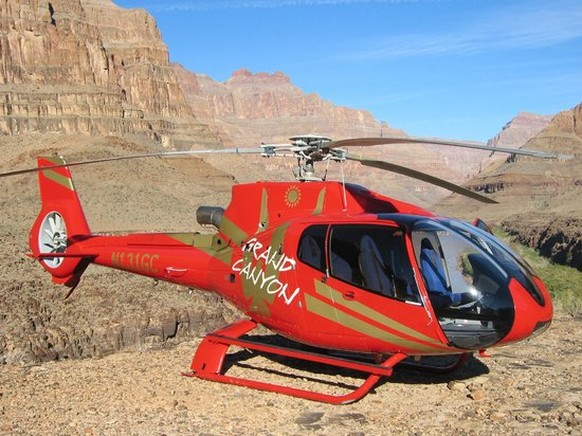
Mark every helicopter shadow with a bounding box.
[219,333,490,394]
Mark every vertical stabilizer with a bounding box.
[29,157,92,287]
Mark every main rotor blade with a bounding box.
[346,153,498,204]
[329,136,570,160]
[0,147,264,179]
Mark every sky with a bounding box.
[113,0,582,142]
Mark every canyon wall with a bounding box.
[174,65,398,147]
[439,103,582,270]
[488,112,553,148]
[1,0,550,200]
[0,0,220,148]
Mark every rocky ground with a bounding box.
[0,134,580,435]
[0,312,580,435]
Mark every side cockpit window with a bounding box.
[297,225,327,272]
[298,224,420,303]
[328,225,420,302]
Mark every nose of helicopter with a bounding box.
[497,276,553,345]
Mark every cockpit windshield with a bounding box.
[439,219,545,306]
[412,219,516,349]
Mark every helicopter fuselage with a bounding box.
[31,161,553,358]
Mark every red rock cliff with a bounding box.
[0,0,219,147]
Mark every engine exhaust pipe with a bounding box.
[196,206,225,228]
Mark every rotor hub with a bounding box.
[262,135,345,182]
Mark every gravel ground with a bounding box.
[0,312,580,435]
[0,135,580,435]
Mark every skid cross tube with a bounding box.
[183,319,408,404]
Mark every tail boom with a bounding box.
[29,157,221,293]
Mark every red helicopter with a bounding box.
[1,135,561,404]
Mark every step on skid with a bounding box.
[182,319,409,404]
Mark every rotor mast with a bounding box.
[262,135,346,182]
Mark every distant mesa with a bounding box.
[230,69,291,83]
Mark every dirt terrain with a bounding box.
[0,134,580,435]
[1,2,580,432]
[0,312,580,435]
[0,135,239,365]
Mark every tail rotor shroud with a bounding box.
[38,211,68,268]
[28,156,93,287]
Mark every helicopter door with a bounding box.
[296,224,353,347]
[319,224,436,352]
[327,225,421,302]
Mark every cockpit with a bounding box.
[412,218,545,349]
[296,215,549,351]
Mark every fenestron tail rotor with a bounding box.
[38,211,68,268]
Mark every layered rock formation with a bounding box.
[438,103,582,270]
[0,0,220,148]
[499,105,582,270]
[2,0,550,205]
[0,1,240,365]
[502,215,582,271]
[476,112,553,171]
[488,112,553,148]
[0,277,231,364]
[176,66,551,205]
[0,134,236,364]
[174,66,398,146]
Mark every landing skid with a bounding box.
[183,319,409,404]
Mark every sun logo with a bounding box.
[284,186,301,208]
